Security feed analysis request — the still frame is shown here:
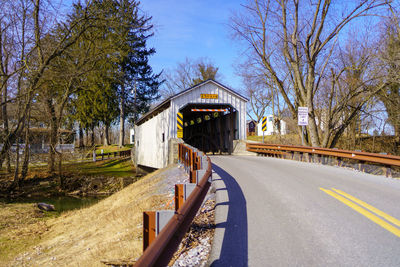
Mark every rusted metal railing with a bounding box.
[135,143,212,266]
[247,143,400,176]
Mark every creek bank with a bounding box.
[0,173,140,201]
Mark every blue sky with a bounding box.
[140,0,246,92]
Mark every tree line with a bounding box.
[232,0,399,152]
[0,0,161,188]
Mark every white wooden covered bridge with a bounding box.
[134,79,248,169]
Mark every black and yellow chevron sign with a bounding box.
[262,117,267,131]
[177,112,183,138]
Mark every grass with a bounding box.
[63,158,134,178]
[95,144,131,154]
[0,156,135,183]
[1,165,175,266]
[247,133,301,145]
[0,202,58,263]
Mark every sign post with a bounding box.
[262,117,267,143]
[297,107,308,146]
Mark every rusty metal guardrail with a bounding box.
[135,143,212,266]
[247,143,400,176]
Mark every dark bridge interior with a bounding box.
[180,103,238,154]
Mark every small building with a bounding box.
[134,79,248,169]
[257,115,287,136]
[0,127,75,153]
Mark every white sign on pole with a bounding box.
[298,107,309,126]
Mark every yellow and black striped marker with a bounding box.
[262,116,267,131]
[177,112,183,138]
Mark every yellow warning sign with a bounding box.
[177,129,183,138]
[262,117,267,131]
[177,112,183,138]
[177,112,183,129]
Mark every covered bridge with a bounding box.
[134,79,248,169]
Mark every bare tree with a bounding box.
[317,37,381,148]
[231,0,388,147]
[0,0,98,179]
[160,57,222,99]
[236,58,272,122]
[377,8,400,153]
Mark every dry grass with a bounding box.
[247,133,301,145]
[0,203,54,263]
[6,166,175,267]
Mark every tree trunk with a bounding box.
[2,83,11,172]
[11,142,20,190]
[20,114,31,185]
[119,86,125,147]
[57,151,63,189]
[79,123,84,148]
[85,128,89,147]
[0,122,23,169]
[104,124,110,146]
[46,98,58,174]
[5,150,11,173]
[91,125,95,147]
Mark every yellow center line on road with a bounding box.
[319,187,400,238]
[331,188,400,228]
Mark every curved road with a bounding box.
[208,155,400,267]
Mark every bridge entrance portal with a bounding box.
[180,103,237,154]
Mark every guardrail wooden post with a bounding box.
[135,144,212,266]
[175,184,184,211]
[385,165,392,178]
[143,211,156,251]
[190,170,197,183]
[358,161,365,172]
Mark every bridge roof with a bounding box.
[135,79,247,125]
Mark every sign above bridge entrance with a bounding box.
[200,94,218,99]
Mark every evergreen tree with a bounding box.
[109,0,162,146]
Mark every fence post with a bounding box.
[175,184,184,211]
[190,170,197,184]
[385,165,392,178]
[143,211,156,252]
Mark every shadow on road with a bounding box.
[210,164,248,267]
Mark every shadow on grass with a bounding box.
[101,158,131,168]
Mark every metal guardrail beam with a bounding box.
[247,143,400,167]
[135,143,212,267]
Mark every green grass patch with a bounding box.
[64,158,134,178]
[95,144,131,154]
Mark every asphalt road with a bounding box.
[208,155,400,267]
